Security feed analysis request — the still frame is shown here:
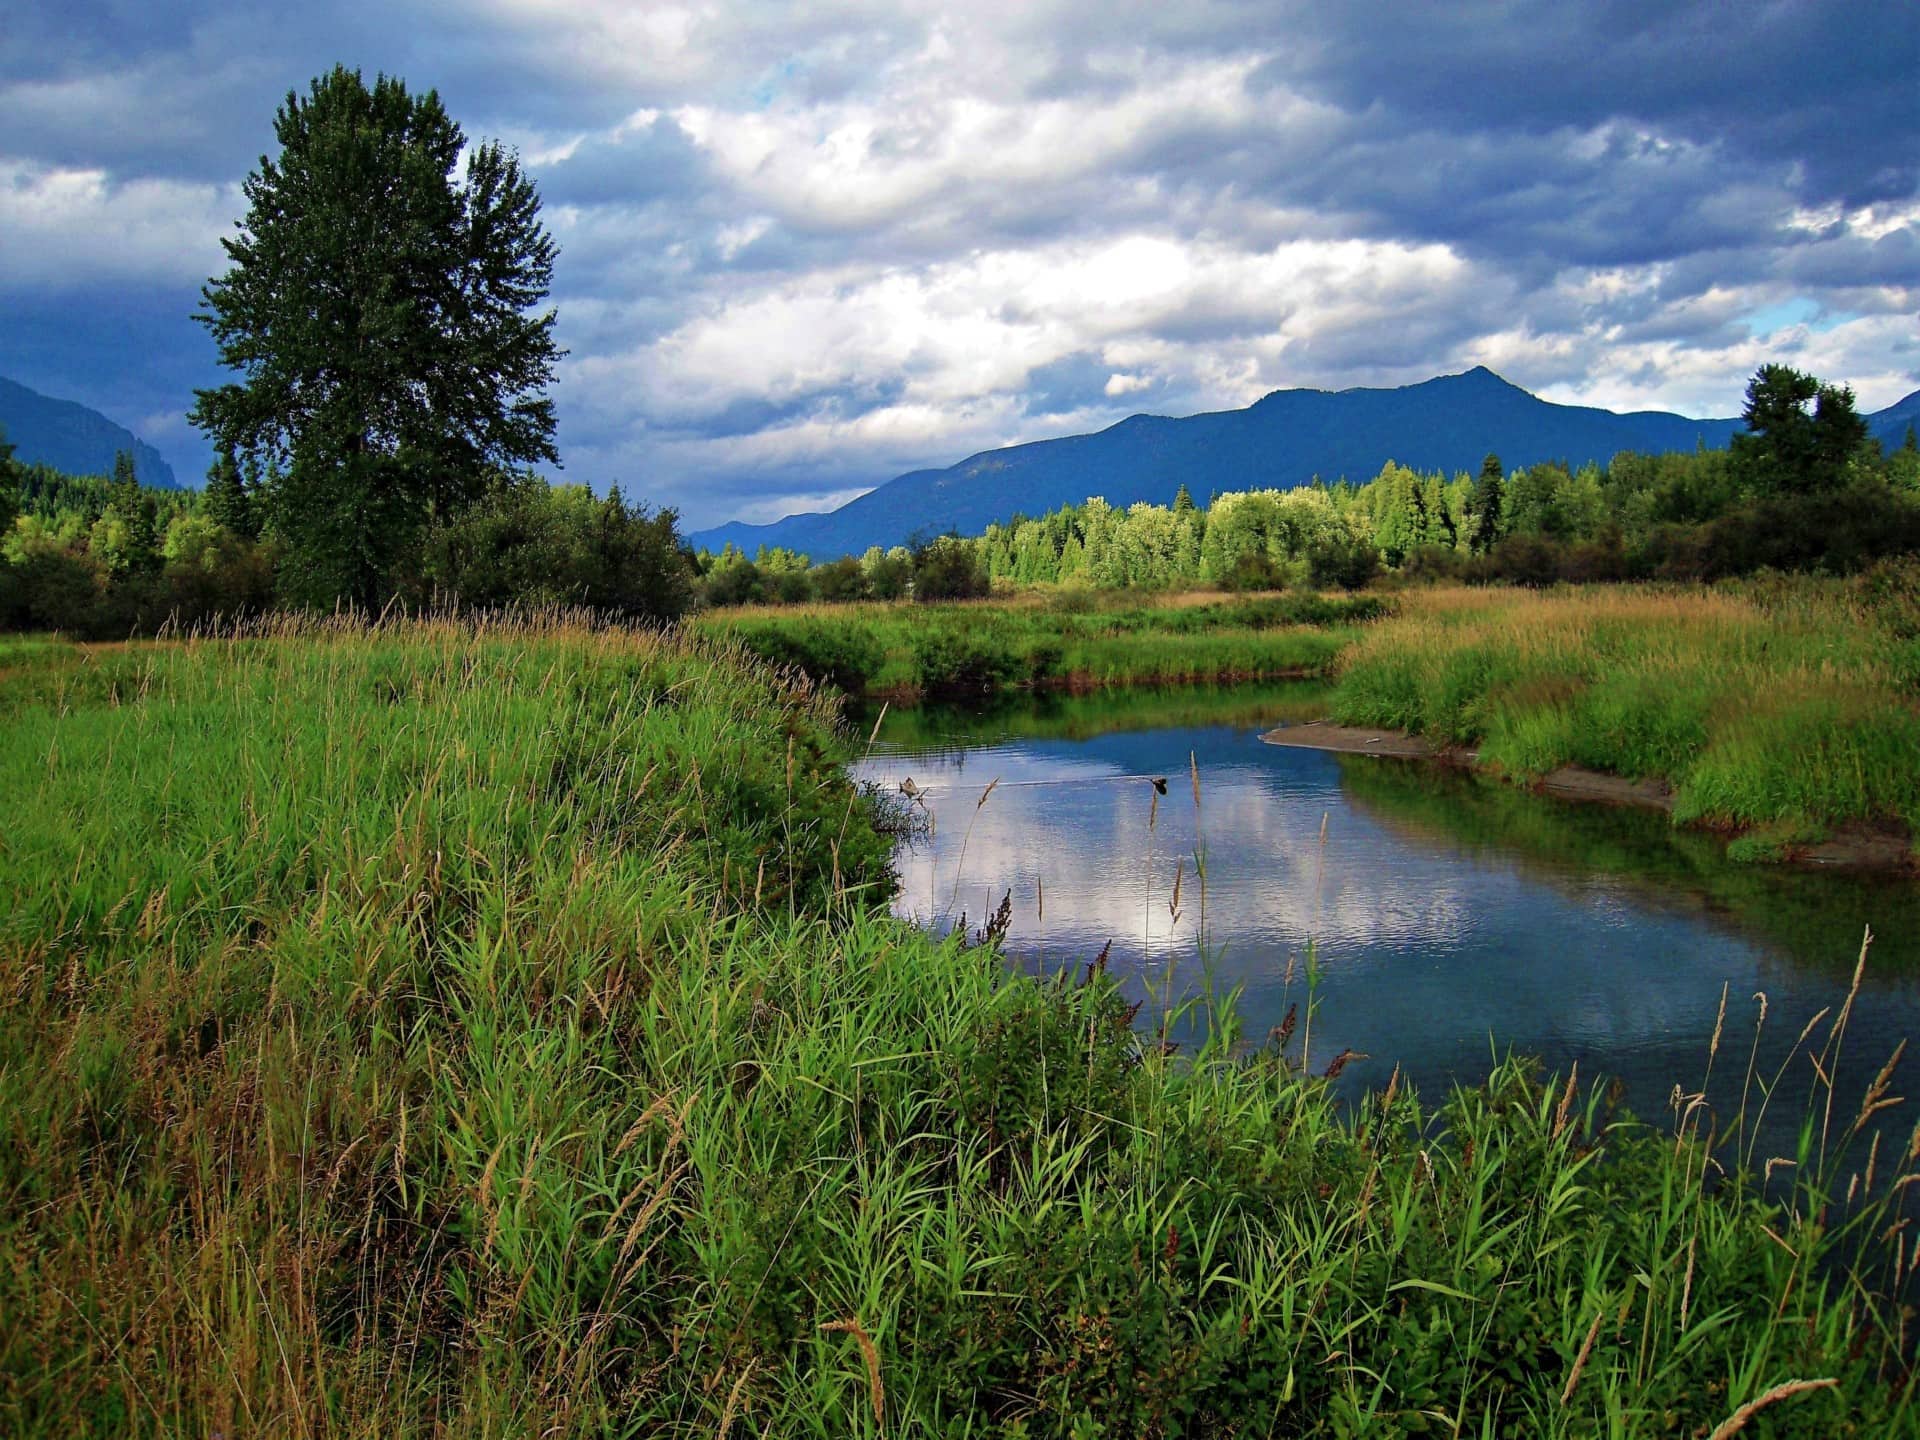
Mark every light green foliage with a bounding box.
[0,618,1908,1434]
[1331,574,1920,840]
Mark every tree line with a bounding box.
[690,365,1920,603]
[4,64,1917,634]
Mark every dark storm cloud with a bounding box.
[1253,0,1919,208]
[1,0,1914,527]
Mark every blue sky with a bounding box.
[2,1,1916,527]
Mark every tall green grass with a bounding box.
[1,614,1913,1435]
[701,592,1380,699]
[1329,574,1920,850]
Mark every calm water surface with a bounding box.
[851,687,1920,1144]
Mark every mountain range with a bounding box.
[0,375,180,489]
[691,367,1920,561]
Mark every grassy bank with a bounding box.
[1328,570,1920,858]
[698,591,1382,699]
[2,616,1914,1435]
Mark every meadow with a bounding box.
[1,613,1915,1436]
[1327,567,1920,860]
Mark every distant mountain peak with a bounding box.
[685,369,1912,562]
[0,375,180,488]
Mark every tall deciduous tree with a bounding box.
[1734,364,1869,496]
[191,66,562,605]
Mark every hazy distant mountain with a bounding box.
[0,375,180,489]
[692,367,1920,561]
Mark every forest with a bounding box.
[8,363,1916,638]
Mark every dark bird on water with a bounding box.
[1149,776,1168,795]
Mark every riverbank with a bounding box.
[1319,572,1920,869]
[2,616,1911,1435]
[1265,716,1918,870]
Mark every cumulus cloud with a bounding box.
[0,0,1914,523]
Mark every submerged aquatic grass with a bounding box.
[0,613,1914,1435]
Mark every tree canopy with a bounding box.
[1733,363,1871,496]
[191,65,562,604]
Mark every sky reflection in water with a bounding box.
[852,699,1920,1143]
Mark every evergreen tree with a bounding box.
[104,450,161,572]
[191,66,562,606]
[1173,483,1195,515]
[1467,453,1505,555]
[204,447,260,540]
[0,424,17,536]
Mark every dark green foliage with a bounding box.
[910,627,1030,694]
[419,477,695,621]
[1734,363,1873,496]
[1466,453,1503,555]
[1218,548,1283,591]
[864,546,913,599]
[1307,530,1381,590]
[810,555,869,601]
[911,535,990,601]
[0,425,18,537]
[726,618,887,694]
[191,66,561,606]
[704,556,766,607]
[203,448,259,540]
[100,450,162,575]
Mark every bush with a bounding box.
[702,559,764,608]
[1484,533,1561,588]
[1307,532,1381,591]
[733,621,886,694]
[811,556,870,602]
[1218,550,1284,592]
[911,537,990,602]
[420,479,696,621]
[910,628,1024,694]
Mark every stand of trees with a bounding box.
[0,439,695,638]
[680,365,1920,605]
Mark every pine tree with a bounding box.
[205,447,260,540]
[1173,483,1195,515]
[1467,453,1505,555]
[105,450,161,572]
[0,424,18,536]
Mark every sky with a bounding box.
[2,2,1917,528]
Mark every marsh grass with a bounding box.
[1329,576,1920,848]
[1,613,1915,1436]
[700,592,1380,699]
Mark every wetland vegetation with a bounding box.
[3,616,1918,1436]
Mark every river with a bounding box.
[851,685,1920,1166]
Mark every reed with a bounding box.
[1330,572,1920,852]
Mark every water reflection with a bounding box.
[853,692,1920,1157]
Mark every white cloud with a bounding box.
[0,161,238,291]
